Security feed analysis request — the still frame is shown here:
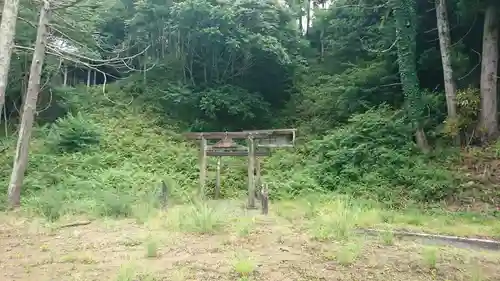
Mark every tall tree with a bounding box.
[0,0,21,119]
[435,0,459,144]
[305,0,311,35]
[8,0,52,207]
[479,3,499,142]
[394,0,429,152]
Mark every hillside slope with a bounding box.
[0,86,498,217]
[0,87,198,215]
[0,86,315,216]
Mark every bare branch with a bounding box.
[17,16,37,28]
[48,43,150,64]
[14,44,135,106]
[51,0,87,10]
[458,49,481,81]
[360,37,397,53]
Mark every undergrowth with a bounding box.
[309,106,459,205]
[0,86,488,219]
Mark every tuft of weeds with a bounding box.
[144,236,159,258]
[166,202,225,234]
[170,267,189,281]
[23,188,136,221]
[233,252,256,278]
[116,263,138,281]
[39,244,50,252]
[94,190,134,218]
[334,242,363,266]
[421,246,439,269]
[133,202,158,225]
[116,263,158,281]
[232,217,255,237]
[470,265,484,281]
[24,189,66,222]
[308,198,360,241]
[122,238,142,247]
[380,230,395,246]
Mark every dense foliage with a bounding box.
[1,0,499,212]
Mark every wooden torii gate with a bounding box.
[183,129,296,210]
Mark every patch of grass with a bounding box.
[307,198,361,241]
[380,230,395,246]
[23,188,138,222]
[274,195,500,239]
[116,264,138,281]
[116,263,158,281]
[470,265,484,281]
[133,201,158,225]
[334,242,363,266]
[144,236,159,258]
[233,252,256,278]
[39,244,50,252]
[175,202,225,234]
[24,189,66,222]
[232,217,255,237]
[122,238,142,247]
[93,190,134,218]
[170,267,189,281]
[421,246,439,269]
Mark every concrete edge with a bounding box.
[357,228,500,251]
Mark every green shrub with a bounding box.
[47,112,101,153]
[309,106,458,203]
[93,190,134,218]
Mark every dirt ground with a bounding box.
[1,202,500,281]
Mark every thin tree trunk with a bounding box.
[0,0,21,118]
[86,69,91,87]
[479,4,499,142]
[8,1,51,208]
[298,0,303,33]
[394,0,430,153]
[435,0,459,144]
[305,0,311,35]
[63,65,68,86]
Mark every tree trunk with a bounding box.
[63,65,68,86]
[298,11,303,32]
[394,0,430,153]
[305,0,311,35]
[7,1,51,208]
[435,0,459,144]
[479,4,499,142]
[86,69,91,87]
[0,0,21,119]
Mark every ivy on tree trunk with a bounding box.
[393,0,430,152]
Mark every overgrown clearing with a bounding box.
[2,0,500,280]
[1,199,500,281]
[1,88,500,280]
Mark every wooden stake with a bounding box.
[160,180,168,210]
[86,68,91,87]
[261,183,269,215]
[215,156,221,198]
[247,136,256,208]
[255,156,261,201]
[199,136,207,198]
[63,65,67,86]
